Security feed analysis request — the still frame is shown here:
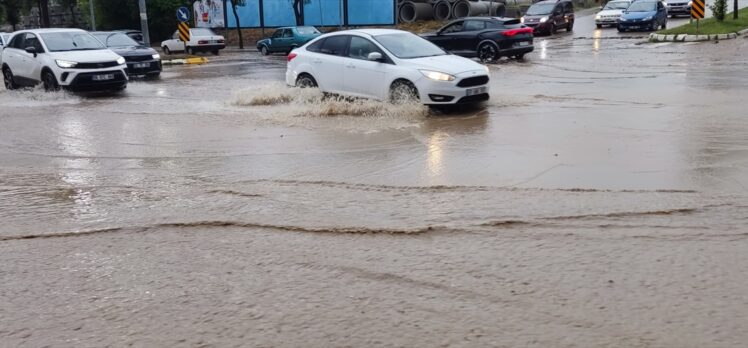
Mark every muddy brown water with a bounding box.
[1,20,747,347]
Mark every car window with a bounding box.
[603,1,630,10]
[348,36,382,60]
[297,27,320,35]
[463,20,486,31]
[441,21,464,33]
[318,35,349,56]
[173,31,179,40]
[283,29,293,38]
[373,32,445,59]
[272,29,283,38]
[191,28,215,36]
[24,33,45,52]
[128,33,144,43]
[526,3,555,15]
[9,33,26,49]
[307,38,324,52]
[657,1,664,9]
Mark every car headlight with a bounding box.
[152,53,160,60]
[520,16,525,23]
[688,1,692,5]
[595,14,601,19]
[620,17,628,21]
[116,57,126,65]
[540,16,549,23]
[55,60,77,68]
[420,70,455,82]
[643,15,653,21]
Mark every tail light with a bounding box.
[502,28,534,37]
[287,52,297,62]
[198,40,208,44]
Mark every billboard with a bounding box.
[225,0,395,28]
[194,0,226,28]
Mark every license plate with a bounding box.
[134,62,150,68]
[466,86,487,96]
[516,41,530,47]
[92,74,114,81]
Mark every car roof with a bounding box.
[340,29,406,36]
[534,0,568,4]
[460,16,520,21]
[18,28,87,34]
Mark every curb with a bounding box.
[162,57,209,65]
[649,28,748,42]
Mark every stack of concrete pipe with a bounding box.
[398,0,507,23]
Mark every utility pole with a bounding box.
[138,0,151,46]
[89,0,96,30]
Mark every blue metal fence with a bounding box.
[225,0,396,28]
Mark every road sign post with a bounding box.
[176,6,191,53]
[691,0,705,33]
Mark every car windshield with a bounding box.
[94,33,139,47]
[604,1,630,10]
[191,28,215,36]
[297,27,320,35]
[526,3,555,15]
[373,32,445,59]
[40,32,106,52]
[626,2,656,11]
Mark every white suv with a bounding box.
[2,28,128,92]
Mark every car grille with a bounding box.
[669,2,687,5]
[125,55,154,62]
[75,61,120,69]
[457,76,489,87]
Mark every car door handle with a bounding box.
[346,64,355,69]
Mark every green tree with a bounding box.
[230,0,245,49]
[709,0,727,21]
[0,0,23,30]
[78,0,187,43]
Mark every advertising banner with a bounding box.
[194,0,226,28]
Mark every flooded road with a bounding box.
[2,15,748,347]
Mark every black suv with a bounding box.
[421,17,534,62]
[522,0,575,35]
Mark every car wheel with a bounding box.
[260,45,269,55]
[296,74,318,88]
[42,70,60,92]
[515,53,526,61]
[596,24,603,29]
[163,46,171,55]
[477,42,499,63]
[661,21,667,29]
[389,80,419,104]
[3,67,18,90]
[567,20,574,31]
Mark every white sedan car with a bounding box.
[595,0,633,28]
[286,29,490,105]
[161,28,225,55]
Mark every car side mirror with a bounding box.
[367,52,383,62]
[25,46,37,57]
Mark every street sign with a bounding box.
[691,0,705,19]
[176,6,191,23]
[178,22,191,42]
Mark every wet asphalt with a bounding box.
[1,10,748,347]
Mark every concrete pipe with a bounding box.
[452,0,489,18]
[399,1,434,22]
[488,2,506,16]
[433,0,453,20]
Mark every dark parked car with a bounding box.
[92,31,162,78]
[421,17,534,62]
[522,0,575,35]
[618,0,668,31]
[256,26,322,55]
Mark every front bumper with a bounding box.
[56,67,128,92]
[595,17,620,25]
[125,59,162,76]
[667,6,691,14]
[618,19,657,30]
[416,71,490,105]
